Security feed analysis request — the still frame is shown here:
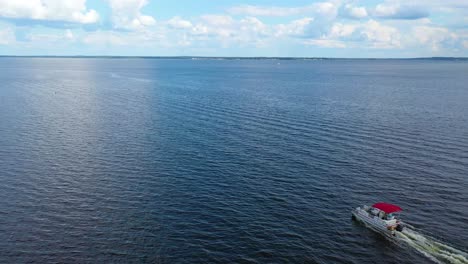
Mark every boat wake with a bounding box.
[396,226,468,264]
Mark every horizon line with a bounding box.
[0,55,467,60]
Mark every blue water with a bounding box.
[0,58,467,263]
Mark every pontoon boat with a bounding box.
[352,202,404,237]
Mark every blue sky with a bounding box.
[0,0,467,57]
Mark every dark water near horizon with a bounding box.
[0,58,467,263]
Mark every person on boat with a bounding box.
[379,211,385,219]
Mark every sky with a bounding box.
[0,0,467,57]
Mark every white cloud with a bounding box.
[193,16,270,46]
[412,26,459,51]
[240,17,269,37]
[190,24,209,36]
[200,15,234,27]
[314,1,340,18]
[270,2,341,39]
[192,15,235,38]
[0,0,99,24]
[328,23,356,38]
[395,0,468,10]
[3,0,463,56]
[229,5,306,17]
[341,4,368,19]
[167,16,192,29]
[159,15,274,48]
[372,3,429,20]
[359,20,401,48]
[228,1,340,18]
[302,20,401,49]
[350,7,368,19]
[275,18,314,37]
[237,17,271,46]
[107,0,156,30]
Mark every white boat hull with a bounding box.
[352,207,402,237]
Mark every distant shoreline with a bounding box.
[0,55,467,60]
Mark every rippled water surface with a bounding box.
[0,58,467,263]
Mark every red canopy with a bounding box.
[372,203,402,213]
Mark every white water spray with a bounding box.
[396,225,468,264]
